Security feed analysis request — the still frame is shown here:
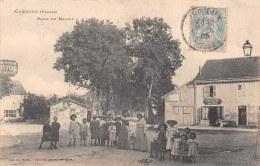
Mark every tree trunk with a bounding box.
[96,89,102,116]
[146,76,154,124]
[91,88,96,116]
[104,90,110,115]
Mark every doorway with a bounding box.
[238,106,247,125]
[208,107,222,126]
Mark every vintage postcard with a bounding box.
[0,0,260,165]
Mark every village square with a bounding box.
[1,0,260,166]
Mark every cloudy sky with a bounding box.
[1,0,260,97]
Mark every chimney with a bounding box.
[199,66,201,75]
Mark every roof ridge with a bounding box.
[50,98,87,108]
[206,56,260,62]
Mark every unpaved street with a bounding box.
[0,123,259,166]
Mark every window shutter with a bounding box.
[213,86,216,97]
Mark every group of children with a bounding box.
[39,116,61,149]
[39,115,198,163]
[150,120,199,163]
[89,115,122,147]
[39,114,123,149]
[69,114,122,147]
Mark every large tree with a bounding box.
[53,18,130,114]
[23,93,49,120]
[125,17,184,123]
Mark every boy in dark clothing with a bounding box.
[50,116,61,149]
[114,117,121,145]
[39,119,52,149]
[150,127,159,158]
[179,134,189,163]
[157,123,167,161]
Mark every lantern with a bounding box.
[242,40,252,57]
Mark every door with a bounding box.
[208,107,218,125]
[238,106,247,125]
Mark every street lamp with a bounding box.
[243,40,252,58]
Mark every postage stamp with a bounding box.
[189,7,227,52]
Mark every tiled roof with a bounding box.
[10,81,26,95]
[195,56,260,81]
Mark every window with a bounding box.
[237,85,246,97]
[4,110,17,117]
[203,85,216,98]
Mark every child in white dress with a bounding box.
[166,120,178,160]
[188,133,199,163]
[109,121,116,147]
[171,132,181,161]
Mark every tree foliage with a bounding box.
[23,93,49,120]
[0,76,15,98]
[125,17,184,122]
[54,18,130,113]
[53,17,184,122]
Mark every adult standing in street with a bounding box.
[117,111,130,149]
[117,119,130,149]
[90,116,99,146]
[97,116,105,145]
[134,113,148,152]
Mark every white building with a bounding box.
[163,57,260,127]
[162,79,195,126]
[50,99,89,129]
[195,57,260,126]
[0,81,26,121]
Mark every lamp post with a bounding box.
[242,40,252,58]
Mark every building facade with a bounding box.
[162,80,196,126]
[163,57,260,127]
[0,81,26,121]
[50,99,89,129]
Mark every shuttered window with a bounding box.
[203,85,216,98]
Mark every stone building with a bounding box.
[163,57,260,127]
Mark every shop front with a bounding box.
[200,97,223,126]
[201,106,223,126]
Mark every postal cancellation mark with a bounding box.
[189,7,227,52]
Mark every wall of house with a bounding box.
[195,81,260,126]
[164,85,195,126]
[50,102,88,129]
[0,95,25,121]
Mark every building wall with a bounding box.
[50,101,88,129]
[164,85,195,126]
[195,81,260,126]
[0,95,25,121]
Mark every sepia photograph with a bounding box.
[0,0,260,165]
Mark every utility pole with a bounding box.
[256,110,260,159]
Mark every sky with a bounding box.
[1,0,260,97]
